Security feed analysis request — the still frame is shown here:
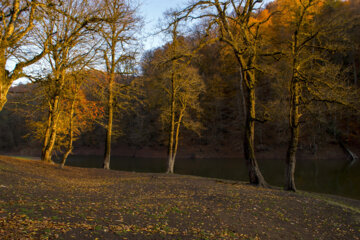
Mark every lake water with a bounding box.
[64,155,360,200]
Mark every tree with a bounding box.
[164,20,205,173]
[267,0,360,191]
[13,71,102,165]
[141,33,205,173]
[285,0,323,191]
[177,0,276,186]
[60,72,103,168]
[38,0,100,163]
[0,0,50,111]
[98,0,140,170]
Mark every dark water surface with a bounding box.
[65,155,360,200]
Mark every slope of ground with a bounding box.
[0,156,359,239]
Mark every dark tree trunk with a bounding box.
[285,72,300,192]
[244,82,267,187]
[233,52,268,187]
[238,66,247,120]
[285,129,298,191]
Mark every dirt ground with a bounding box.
[0,156,359,240]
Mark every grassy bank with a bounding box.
[0,156,359,239]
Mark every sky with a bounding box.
[140,0,188,51]
[139,0,272,51]
[12,0,272,84]
[11,0,187,85]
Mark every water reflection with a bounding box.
[64,155,360,200]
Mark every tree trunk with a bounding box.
[0,51,11,112]
[60,99,76,169]
[172,116,182,167]
[166,73,176,174]
[238,66,247,120]
[243,80,267,187]
[168,109,185,174]
[61,147,72,169]
[103,73,114,170]
[42,125,57,163]
[167,155,175,174]
[41,111,52,160]
[41,96,61,163]
[0,82,11,112]
[285,74,300,192]
[338,138,359,166]
[234,52,267,187]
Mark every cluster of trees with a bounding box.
[0,0,359,191]
[1,0,141,169]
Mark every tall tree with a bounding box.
[267,0,359,191]
[178,0,275,186]
[141,36,205,173]
[284,0,328,191]
[163,19,205,173]
[39,0,100,163]
[98,0,140,170]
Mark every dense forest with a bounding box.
[0,0,359,191]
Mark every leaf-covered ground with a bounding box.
[0,156,359,240]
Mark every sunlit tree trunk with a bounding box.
[41,95,61,163]
[99,0,140,169]
[167,103,185,174]
[103,73,114,170]
[166,72,176,174]
[61,98,76,168]
[166,21,179,174]
[0,50,11,111]
[173,108,185,165]
[41,70,65,163]
[41,108,53,160]
[0,80,11,112]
